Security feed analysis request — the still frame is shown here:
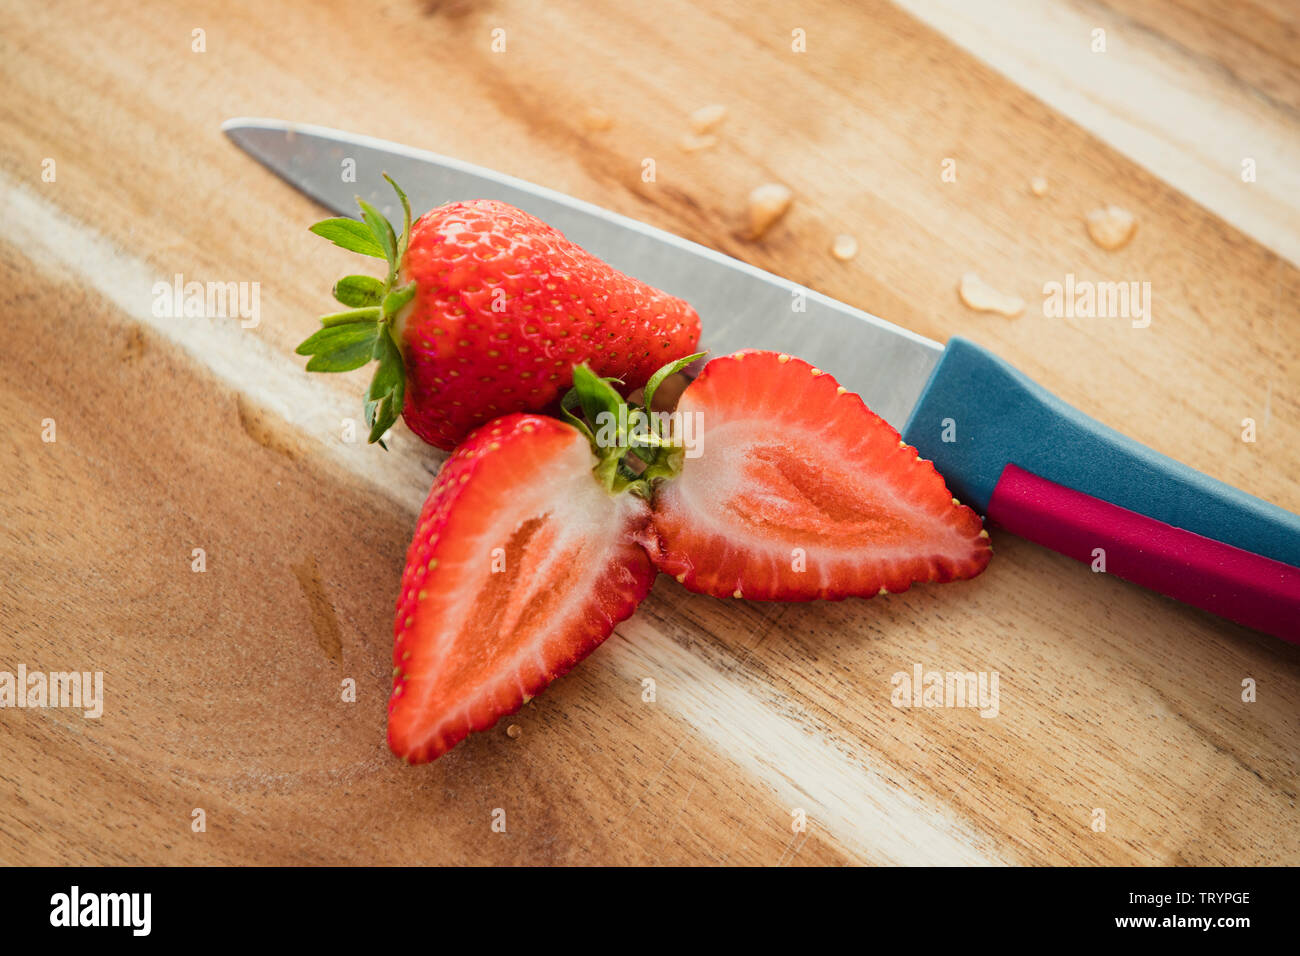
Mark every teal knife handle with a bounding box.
[900,337,1300,569]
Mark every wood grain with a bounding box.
[897,0,1300,265]
[0,0,1297,865]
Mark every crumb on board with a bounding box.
[581,107,613,132]
[747,183,793,239]
[831,233,858,261]
[958,272,1025,317]
[689,103,727,133]
[1085,205,1138,250]
[679,133,718,152]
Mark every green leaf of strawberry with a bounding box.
[643,350,706,411]
[357,198,398,272]
[365,326,405,444]
[558,388,595,443]
[319,307,382,327]
[384,173,412,261]
[333,275,385,307]
[309,218,387,258]
[296,323,381,372]
[300,176,415,448]
[570,365,625,435]
[381,282,416,319]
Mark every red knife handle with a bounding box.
[987,464,1300,642]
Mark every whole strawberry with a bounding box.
[297,177,701,449]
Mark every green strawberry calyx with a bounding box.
[560,351,707,497]
[296,174,415,449]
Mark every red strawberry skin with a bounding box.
[394,200,702,450]
[389,413,656,764]
[644,351,991,600]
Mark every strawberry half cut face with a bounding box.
[389,414,655,764]
[646,352,992,600]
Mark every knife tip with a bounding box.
[220,117,290,140]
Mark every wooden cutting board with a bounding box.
[1,0,1297,865]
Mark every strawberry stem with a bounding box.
[561,353,705,495]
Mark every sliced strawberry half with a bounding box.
[389,413,655,763]
[645,351,992,600]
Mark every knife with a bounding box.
[223,118,1300,643]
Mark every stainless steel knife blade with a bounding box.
[222,118,942,429]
